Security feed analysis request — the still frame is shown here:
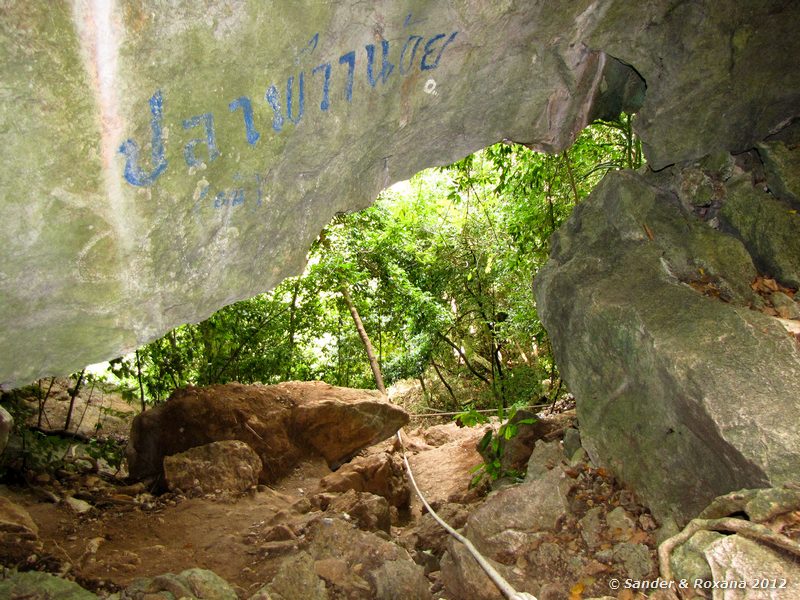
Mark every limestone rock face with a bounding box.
[534,157,800,525]
[163,439,262,495]
[126,381,408,483]
[3,1,800,388]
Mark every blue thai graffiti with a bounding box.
[182,113,219,167]
[119,90,168,186]
[399,35,423,74]
[338,50,357,103]
[119,14,460,205]
[366,40,394,86]
[229,97,261,145]
[312,62,332,111]
[420,32,458,70]
[286,73,304,125]
[265,85,284,133]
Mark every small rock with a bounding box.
[595,549,614,564]
[772,291,800,319]
[314,557,357,588]
[566,554,586,576]
[0,496,43,564]
[562,427,582,459]
[466,467,569,559]
[638,513,657,531]
[524,440,566,482]
[422,426,451,447]
[64,496,92,514]
[409,503,469,557]
[531,542,563,567]
[0,405,12,455]
[327,489,391,533]
[125,568,237,600]
[262,551,329,600]
[539,583,571,600]
[606,506,635,541]
[569,447,588,466]
[33,473,51,484]
[612,542,654,580]
[579,506,604,549]
[182,568,239,600]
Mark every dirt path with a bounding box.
[2,423,485,597]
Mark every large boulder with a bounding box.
[126,381,408,483]
[534,154,800,526]
[3,1,800,388]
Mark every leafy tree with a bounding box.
[104,118,641,417]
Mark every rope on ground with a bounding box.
[395,429,538,600]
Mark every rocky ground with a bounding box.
[1,381,798,600]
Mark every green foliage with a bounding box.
[85,437,125,471]
[101,118,642,414]
[466,405,538,486]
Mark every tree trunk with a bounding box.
[341,285,386,394]
[37,377,56,428]
[63,369,85,432]
[135,350,146,413]
[284,279,300,380]
[431,360,457,405]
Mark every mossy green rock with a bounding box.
[534,166,800,525]
[720,177,800,288]
[0,571,97,600]
[2,1,800,387]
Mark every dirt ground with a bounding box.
[1,424,486,597]
[1,382,666,599]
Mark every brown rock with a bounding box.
[440,540,506,600]
[261,552,328,600]
[327,490,391,533]
[304,516,429,599]
[163,440,261,496]
[127,382,408,483]
[286,382,408,464]
[410,503,469,557]
[369,560,433,600]
[466,468,570,560]
[319,452,410,508]
[0,496,42,564]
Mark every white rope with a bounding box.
[396,429,538,600]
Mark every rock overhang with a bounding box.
[2,0,799,387]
